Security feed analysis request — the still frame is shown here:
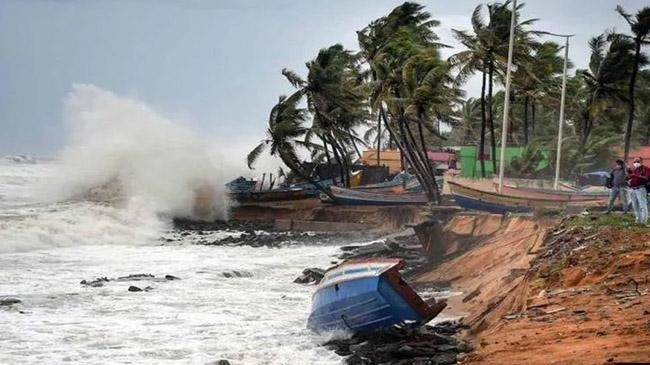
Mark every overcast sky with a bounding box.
[0,0,645,156]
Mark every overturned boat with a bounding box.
[307,258,446,334]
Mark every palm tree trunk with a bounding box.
[523,95,529,145]
[328,136,347,187]
[417,119,440,203]
[401,118,437,201]
[531,101,536,135]
[623,41,641,162]
[376,112,382,166]
[480,67,487,178]
[321,136,331,164]
[488,58,497,174]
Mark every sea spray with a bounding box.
[42,84,227,220]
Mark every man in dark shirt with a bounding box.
[606,159,628,213]
[627,157,650,224]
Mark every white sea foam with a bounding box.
[40,83,227,220]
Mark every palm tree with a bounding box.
[358,2,454,203]
[282,44,369,187]
[614,5,650,161]
[576,34,633,143]
[246,93,334,198]
[450,0,538,175]
[512,41,564,144]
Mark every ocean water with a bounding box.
[0,157,348,364]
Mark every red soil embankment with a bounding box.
[415,215,550,323]
[416,214,650,364]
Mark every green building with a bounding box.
[458,146,550,177]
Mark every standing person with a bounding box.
[606,159,628,213]
[627,157,650,224]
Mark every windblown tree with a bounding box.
[282,44,369,187]
[358,2,458,203]
[512,41,564,144]
[246,93,334,198]
[575,34,634,143]
[613,5,650,161]
[450,0,538,176]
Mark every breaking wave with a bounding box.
[41,84,227,220]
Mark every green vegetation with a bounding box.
[566,213,649,233]
[248,1,650,202]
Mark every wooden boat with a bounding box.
[499,184,608,202]
[225,176,257,193]
[328,186,429,206]
[352,173,415,191]
[307,258,446,333]
[448,181,603,214]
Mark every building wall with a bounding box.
[459,146,550,177]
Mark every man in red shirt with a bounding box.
[627,157,650,224]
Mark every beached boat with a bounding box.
[448,181,603,214]
[307,258,445,333]
[225,176,257,193]
[352,172,415,191]
[499,184,608,202]
[328,186,429,206]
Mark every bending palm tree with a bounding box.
[246,93,334,199]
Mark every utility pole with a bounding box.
[551,34,573,190]
[497,0,517,193]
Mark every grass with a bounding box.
[566,213,650,233]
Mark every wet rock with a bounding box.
[294,268,325,284]
[80,277,109,287]
[128,286,143,292]
[222,271,253,278]
[0,298,21,306]
[206,360,231,365]
[325,321,470,365]
[117,274,154,281]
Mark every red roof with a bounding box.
[628,146,650,162]
[427,151,455,162]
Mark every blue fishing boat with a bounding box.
[307,258,446,334]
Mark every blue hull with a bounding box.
[307,275,423,333]
[453,194,533,214]
[332,196,427,206]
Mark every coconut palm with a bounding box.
[450,0,538,175]
[246,93,333,198]
[576,34,634,143]
[282,44,369,187]
[613,6,650,161]
[358,2,454,202]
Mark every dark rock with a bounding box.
[207,360,231,365]
[222,271,253,278]
[165,275,181,280]
[128,286,143,292]
[80,277,109,287]
[117,274,154,281]
[294,268,325,284]
[0,298,21,306]
[431,352,457,365]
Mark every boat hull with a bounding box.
[307,259,444,333]
[500,185,608,202]
[448,181,603,214]
[329,186,429,206]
